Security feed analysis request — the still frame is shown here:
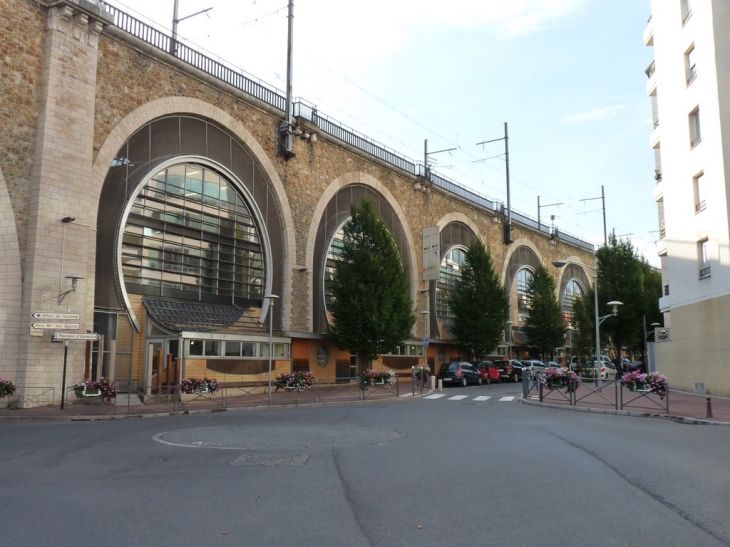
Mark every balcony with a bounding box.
[645,60,655,79]
[658,293,671,313]
[643,15,654,46]
[687,66,697,86]
[656,237,667,257]
[646,61,657,95]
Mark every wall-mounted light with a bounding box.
[58,274,84,304]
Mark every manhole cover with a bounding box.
[230,454,309,466]
[154,424,406,450]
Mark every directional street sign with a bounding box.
[32,312,80,320]
[53,332,100,341]
[31,323,80,330]
[424,337,429,348]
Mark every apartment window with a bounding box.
[689,108,701,148]
[694,172,706,213]
[681,0,692,25]
[685,45,697,85]
[698,238,711,279]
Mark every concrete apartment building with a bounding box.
[646,0,730,396]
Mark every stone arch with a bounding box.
[436,212,481,238]
[553,255,593,304]
[501,239,544,327]
[427,215,481,340]
[501,237,543,288]
[305,171,418,333]
[0,166,21,381]
[91,97,295,329]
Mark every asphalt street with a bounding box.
[1,381,728,547]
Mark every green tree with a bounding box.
[449,238,509,359]
[523,264,565,360]
[637,258,663,359]
[596,235,644,362]
[328,201,415,369]
[571,235,647,365]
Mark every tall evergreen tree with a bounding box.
[523,264,565,360]
[449,238,509,359]
[328,201,415,369]
[571,235,648,364]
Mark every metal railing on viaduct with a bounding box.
[102,3,592,252]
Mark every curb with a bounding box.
[0,387,435,422]
[520,397,730,426]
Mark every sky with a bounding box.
[103,0,657,264]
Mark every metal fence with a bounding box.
[536,376,670,414]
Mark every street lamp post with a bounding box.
[506,320,513,360]
[552,259,622,388]
[265,294,280,404]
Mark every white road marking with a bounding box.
[448,395,469,400]
[499,396,516,401]
[424,394,446,399]
[400,393,413,397]
[473,396,491,401]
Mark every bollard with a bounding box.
[438,379,443,392]
[706,397,713,419]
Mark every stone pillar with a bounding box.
[17,1,112,401]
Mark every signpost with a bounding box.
[31,322,80,330]
[31,312,80,320]
[53,332,100,341]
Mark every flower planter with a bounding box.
[180,390,219,402]
[74,386,101,398]
[627,382,651,393]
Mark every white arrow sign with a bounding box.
[53,332,100,341]
[32,312,80,320]
[31,323,80,330]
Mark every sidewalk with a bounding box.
[0,379,422,421]
[522,386,730,425]
[1,382,728,424]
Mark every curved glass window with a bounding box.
[516,268,534,324]
[121,162,264,304]
[323,219,348,322]
[562,279,584,325]
[436,247,467,320]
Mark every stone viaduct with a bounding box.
[0,0,594,401]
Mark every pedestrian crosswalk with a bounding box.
[422,394,517,402]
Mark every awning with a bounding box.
[142,299,265,334]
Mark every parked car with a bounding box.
[493,359,522,382]
[629,361,647,373]
[472,361,501,384]
[438,361,482,387]
[583,360,618,380]
[520,359,546,379]
[545,361,561,370]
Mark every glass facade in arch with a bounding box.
[436,246,466,320]
[121,162,265,303]
[516,268,534,324]
[562,279,584,324]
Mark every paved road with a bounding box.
[1,382,728,547]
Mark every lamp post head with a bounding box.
[607,300,623,315]
[552,260,568,268]
[650,322,661,327]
